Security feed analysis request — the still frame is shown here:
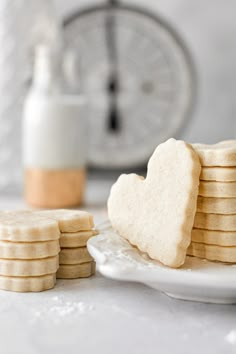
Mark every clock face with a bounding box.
[64,4,195,168]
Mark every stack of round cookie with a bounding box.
[0,212,60,292]
[36,210,97,278]
[188,141,236,262]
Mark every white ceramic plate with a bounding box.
[88,221,236,304]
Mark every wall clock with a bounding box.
[64,0,195,168]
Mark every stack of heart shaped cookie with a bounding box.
[0,209,97,292]
[188,141,236,262]
[36,210,97,279]
[0,212,60,292]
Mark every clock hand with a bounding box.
[105,0,120,132]
[108,75,119,131]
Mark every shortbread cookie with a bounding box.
[59,247,93,265]
[0,212,60,242]
[194,212,236,231]
[0,274,56,292]
[192,228,236,246]
[200,166,236,182]
[56,262,95,279]
[0,240,60,259]
[108,138,201,268]
[36,209,94,232]
[197,196,236,214]
[0,255,59,276]
[187,241,236,262]
[60,230,98,248]
[193,140,236,166]
[199,181,236,198]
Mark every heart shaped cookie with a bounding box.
[192,140,236,166]
[108,139,201,267]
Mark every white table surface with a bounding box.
[0,179,236,354]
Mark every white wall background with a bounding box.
[54,0,236,144]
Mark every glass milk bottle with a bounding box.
[0,0,60,193]
[23,45,87,208]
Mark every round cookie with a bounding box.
[199,181,236,198]
[0,255,59,276]
[194,212,236,231]
[56,262,95,279]
[0,273,56,292]
[0,240,60,259]
[187,241,236,263]
[193,140,236,166]
[60,230,98,248]
[200,166,236,182]
[59,247,93,265]
[192,228,236,246]
[35,209,94,232]
[0,212,60,242]
[197,196,236,214]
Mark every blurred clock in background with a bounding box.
[64,0,195,169]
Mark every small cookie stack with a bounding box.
[0,212,60,292]
[36,210,97,279]
[188,141,236,262]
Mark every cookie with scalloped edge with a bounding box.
[108,138,201,268]
[0,212,60,242]
[0,274,56,292]
[36,209,94,232]
[199,181,236,198]
[200,166,236,182]
[60,230,98,248]
[191,228,236,246]
[192,140,236,166]
[194,212,236,231]
[0,240,60,259]
[56,262,95,279]
[59,247,93,265]
[187,241,236,262]
[197,196,236,214]
[0,255,59,276]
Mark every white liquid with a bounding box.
[23,94,87,169]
